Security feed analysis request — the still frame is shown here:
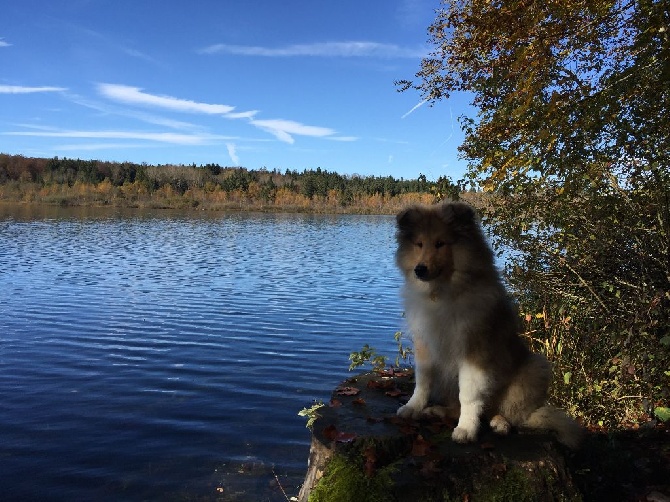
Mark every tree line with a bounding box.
[0,154,458,213]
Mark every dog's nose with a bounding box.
[414,264,429,280]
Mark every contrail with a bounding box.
[401,100,427,119]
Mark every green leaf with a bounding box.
[660,336,670,347]
[298,401,325,429]
[654,407,670,422]
[563,371,572,385]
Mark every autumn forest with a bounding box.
[0,153,460,214]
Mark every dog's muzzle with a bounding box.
[414,264,429,280]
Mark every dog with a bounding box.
[395,201,582,448]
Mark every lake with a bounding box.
[0,205,404,501]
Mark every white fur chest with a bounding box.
[402,282,468,370]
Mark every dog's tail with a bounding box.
[523,405,584,449]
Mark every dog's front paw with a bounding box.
[451,425,478,443]
[397,403,423,420]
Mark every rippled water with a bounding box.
[0,206,404,501]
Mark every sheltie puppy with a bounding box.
[395,201,582,448]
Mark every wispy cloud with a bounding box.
[226,143,240,164]
[4,129,235,145]
[122,47,161,65]
[0,85,66,94]
[199,41,426,58]
[0,38,11,48]
[95,83,351,144]
[327,136,358,142]
[70,93,203,131]
[249,118,336,144]
[56,142,149,151]
[97,83,254,116]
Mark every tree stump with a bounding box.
[298,370,580,502]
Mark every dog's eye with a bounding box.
[435,240,446,249]
[415,241,423,248]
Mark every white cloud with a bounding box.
[226,143,240,165]
[97,83,245,116]
[225,110,259,120]
[0,85,66,94]
[0,39,11,48]
[122,47,161,65]
[199,41,426,58]
[70,94,203,130]
[250,118,336,144]
[327,136,358,142]
[95,83,346,145]
[56,142,147,151]
[4,129,234,145]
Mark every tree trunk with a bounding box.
[298,370,580,502]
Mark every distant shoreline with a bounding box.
[1,153,471,216]
[0,184,437,216]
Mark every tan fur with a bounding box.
[395,201,582,448]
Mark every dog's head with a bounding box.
[395,201,479,283]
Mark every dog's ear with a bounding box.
[441,201,476,223]
[439,202,478,238]
[396,205,421,236]
[442,202,476,225]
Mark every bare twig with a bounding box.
[562,260,610,312]
[272,468,293,502]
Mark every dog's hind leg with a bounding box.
[498,353,552,426]
[523,405,584,449]
[489,414,511,435]
[498,353,583,448]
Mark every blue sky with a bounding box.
[1,0,471,181]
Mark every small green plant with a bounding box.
[298,401,325,430]
[654,406,670,422]
[393,331,413,367]
[349,331,414,373]
[349,344,388,372]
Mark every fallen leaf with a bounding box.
[329,398,342,408]
[323,424,338,442]
[322,424,358,443]
[420,459,442,478]
[352,397,366,406]
[411,435,432,457]
[480,442,496,450]
[335,431,358,443]
[385,388,406,398]
[367,379,395,390]
[492,463,507,475]
[363,446,377,477]
[335,386,360,396]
